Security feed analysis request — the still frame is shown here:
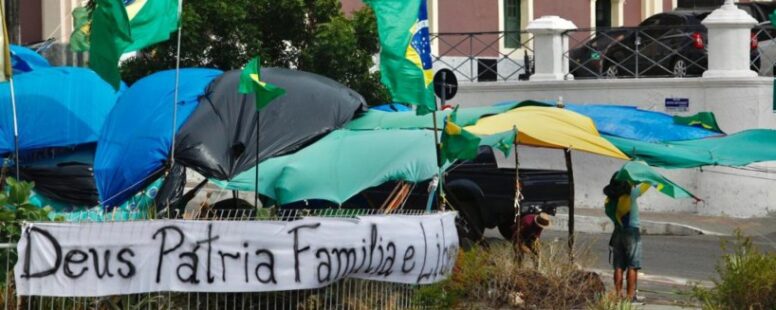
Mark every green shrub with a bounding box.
[691,231,776,310]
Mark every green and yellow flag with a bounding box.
[238,56,286,110]
[673,112,723,133]
[615,161,698,200]
[365,0,436,115]
[88,0,180,89]
[440,106,481,164]
[70,6,92,52]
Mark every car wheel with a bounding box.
[453,200,484,242]
[672,59,687,78]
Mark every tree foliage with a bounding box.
[110,0,389,104]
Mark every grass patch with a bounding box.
[691,231,776,310]
[416,238,607,309]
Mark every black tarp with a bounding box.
[16,144,98,206]
[174,68,366,180]
[156,68,367,207]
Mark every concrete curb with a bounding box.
[547,214,722,236]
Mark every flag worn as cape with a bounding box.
[365,0,435,115]
[88,0,179,89]
[238,57,286,110]
[440,106,481,164]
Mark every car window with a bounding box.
[640,14,685,27]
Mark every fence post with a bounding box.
[702,0,758,78]
[526,16,577,81]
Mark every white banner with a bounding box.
[14,212,458,297]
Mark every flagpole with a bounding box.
[254,110,260,208]
[9,77,18,179]
[168,0,183,215]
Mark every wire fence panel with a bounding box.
[752,22,776,77]
[431,31,534,82]
[0,208,445,309]
[564,25,711,79]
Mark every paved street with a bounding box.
[542,230,776,307]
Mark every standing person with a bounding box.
[515,212,551,256]
[603,174,650,302]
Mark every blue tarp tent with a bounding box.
[10,45,50,73]
[565,104,722,142]
[94,68,222,207]
[0,67,118,155]
[500,101,722,142]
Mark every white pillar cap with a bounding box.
[701,1,757,28]
[526,16,577,34]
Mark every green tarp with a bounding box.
[606,129,776,168]
[213,128,518,205]
[345,102,520,130]
[214,129,445,205]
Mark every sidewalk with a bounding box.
[549,207,776,237]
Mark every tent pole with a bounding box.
[168,0,184,217]
[565,148,575,261]
[9,77,18,179]
[428,71,447,213]
[170,0,183,166]
[512,130,522,263]
[430,110,442,212]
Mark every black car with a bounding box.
[569,11,760,78]
[352,147,571,243]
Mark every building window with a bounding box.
[504,0,521,48]
[596,0,612,28]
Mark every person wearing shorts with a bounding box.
[604,176,650,301]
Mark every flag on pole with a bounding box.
[1,4,12,80]
[238,56,286,110]
[365,0,436,115]
[440,106,481,164]
[88,0,180,89]
[482,128,517,157]
[69,6,92,52]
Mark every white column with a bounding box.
[526,16,577,81]
[702,0,758,78]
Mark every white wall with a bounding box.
[453,77,776,217]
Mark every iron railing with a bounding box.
[431,31,534,82]
[0,208,437,309]
[751,22,776,76]
[563,25,711,79]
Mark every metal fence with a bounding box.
[563,25,710,79]
[431,31,534,82]
[0,208,436,310]
[751,22,776,76]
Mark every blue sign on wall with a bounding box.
[665,98,689,112]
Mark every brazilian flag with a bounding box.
[239,56,286,110]
[440,106,481,164]
[365,0,436,115]
[88,0,180,89]
[615,161,698,200]
[673,112,723,133]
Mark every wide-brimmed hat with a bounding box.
[535,212,551,228]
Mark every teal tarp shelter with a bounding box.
[606,129,776,168]
[213,129,445,205]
